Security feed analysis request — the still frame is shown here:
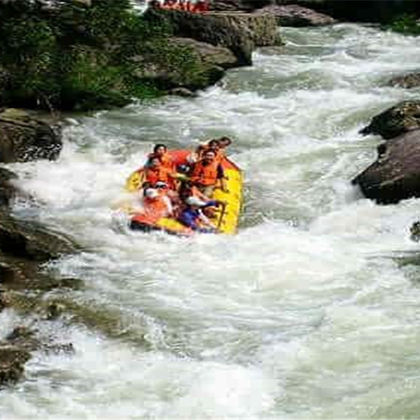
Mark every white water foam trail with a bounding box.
[2,24,420,418]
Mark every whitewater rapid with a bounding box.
[1,24,420,418]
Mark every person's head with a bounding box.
[142,181,152,190]
[144,188,159,199]
[155,181,168,190]
[148,156,161,168]
[218,136,232,148]
[203,150,216,163]
[153,144,167,157]
[208,139,220,150]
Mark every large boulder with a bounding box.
[275,0,420,23]
[388,72,420,89]
[144,9,281,66]
[352,129,420,204]
[360,101,420,140]
[0,212,78,261]
[211,0,272,12]
[255,4,336,26]
[137,36,239,91]
[0,109,62,163]
[170,37,239,69]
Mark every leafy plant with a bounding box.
[387,13,420,35]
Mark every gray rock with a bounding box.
[0,346,31,385]
[0,167,18,207]
[168,87,198,97]
[255,4,336,26]
[170,37,239,69]
[0,109,62,163]
[211,0,272,12]
[360,101,420,140]
[145,9,281,66]
[388,72,420,89]
[352,129,420,204]
[0,212,78,261]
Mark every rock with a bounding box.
[360,101,420,140]
[168,87,198,97]
[352,129,420,204]
[255,4,336,26]
[287,0,419,23]
[211,0,272,12]
[0,167,18,207]
[46,302,66,320]
[410,221,420,242]
[388,72,420,89]
[171,37,239,69]
[145,9,280,66]
[0,346,31,385]
[0,109,62,163]
[0,212,78,261]
[0,289,12,311]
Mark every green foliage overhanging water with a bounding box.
[0,0,206,111]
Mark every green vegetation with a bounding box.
[0,0,206,111]
[387,13,420,35]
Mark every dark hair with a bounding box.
[142,182,152,189]
[218,136,232,146]
[208,139,220,148]
[153,144,167,153]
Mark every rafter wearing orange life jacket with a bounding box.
[147,151,174,171]
[197,144,223,163]
[190,158,221,187]
[144,164,176,187]
[132,189,172,225]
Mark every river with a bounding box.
[1,24,420,418]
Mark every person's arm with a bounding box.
[198,210,216,229]
[216,164,228,192]
[162,196,173,216]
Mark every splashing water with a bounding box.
[2,24,420,418]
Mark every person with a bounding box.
[178,196,219,232]
[218,136,232,157]
[144,156,185,189]
[179,180,210,204]
[148,144,174,171]
[189,149,227,197]
[196,139,221,160]
[131,187,173,226]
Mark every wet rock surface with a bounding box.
[145,9,280,66]
[255,4,336,26]
[353,129,420,204]
[0,346,31,385]
[388,72,420,89]
[0,167,18,207]
[0,212,78,261]
[360,101,420,140]
[0,109,62,163]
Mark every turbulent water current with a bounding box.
[2,24,420,418]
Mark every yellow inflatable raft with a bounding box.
[124,150,242,235]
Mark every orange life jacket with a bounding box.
[197,144,223,163]
[148,152,174,170]
[144,166,173,185]
[132,196,169,225]
[190,159,219,186]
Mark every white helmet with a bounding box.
[144,188,159,199]
[186,196,206,207]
